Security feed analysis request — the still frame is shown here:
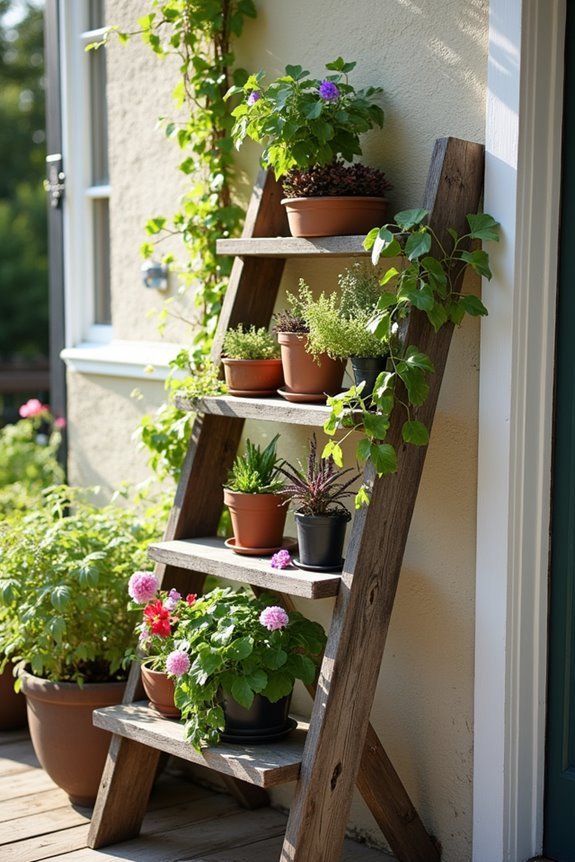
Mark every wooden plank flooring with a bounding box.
[0,727,394,861]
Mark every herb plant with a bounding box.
[322,208,501,507]
[279,434,357,518]
[227,57,384,180]
[224,435,284,495]
[222,324,280,360]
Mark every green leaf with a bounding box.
[355,484,371,509]
[363,412,390,440]
[263,670,293,702]
[403,369,429,406]
[402,420,430,446]
[356,437,372,462]
[199,650,223,675]
[458,294,489,317]
[369,442,397,476]
[245,669,268,692]
[370,227,395,266]
[404,230,432,261]
[426,302,449,332]
[394,208,429,230]
[460,249,492,279]
[404,347,434,373]
[363,227,379,250]
[51,585,71,611]
[379,271,398,289]
[303,100,323,120]
[466,213,500,242]
[322,440,343,467]
[230,677,254,709]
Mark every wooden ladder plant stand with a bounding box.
[88,137,484,862]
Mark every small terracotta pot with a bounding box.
[141,664,180,718]
[277,332,346,399]
[20,670,126,806]
[0,661,27,731]
[223,489,287,550]
[221,358,284,395]
[281,196,388,238]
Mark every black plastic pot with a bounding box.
[294,510,350,571]
[221,691,294,743]
[350,355,389,401]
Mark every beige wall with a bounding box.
[66,1,489,858]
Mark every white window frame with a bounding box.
[59,0,111,348]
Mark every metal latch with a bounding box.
[44,154,65,209]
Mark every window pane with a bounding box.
[89,44,108,185]
[93,199,111,325]
[88,0,105,31]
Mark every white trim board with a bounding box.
[61,340,186,381]
[473,1,565,860]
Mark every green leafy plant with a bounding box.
[322,209,501,507]
[279,434,357,518]
[162,586,326,749]
[0,486,164,685]
[226,57,384,184]
[224,435,284,495]
[222,324,280,360]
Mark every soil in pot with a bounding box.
[222,358,284,396]
[20,670,126,806]
[220,691,295,743]
[223,489,287,550]
[0,661,27,731]
[281,196,388,238]
[294,510,350,571]
[277,332,345,399]
[141,664,180,718]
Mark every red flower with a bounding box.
[143,600,172,637]
[186,593,197,605]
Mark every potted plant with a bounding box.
[223,434,288,554]
[226,58,391,237]
[221,324,283,396]
[274,284,347,401]
[279,434,358,572]
[133,585,327,750]
[0,486,162,805]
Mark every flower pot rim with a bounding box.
[19,669,126,705]
[223,488,287,500]
[294,508,352,523]
[280,195,389,204]
[221,356,282,365]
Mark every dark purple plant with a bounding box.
[279,434,358,517]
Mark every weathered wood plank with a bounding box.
[93,703,307,788]
[0,740,39,774]
[195,833,394,862]
[282,137,484,862]
[147,538,341,599]
[0,767,57,801]
[176,394,333,426]
[0,802,91,844]
[0,787,70,823]
[216,235,370,258]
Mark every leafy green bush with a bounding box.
[222,324,279,360]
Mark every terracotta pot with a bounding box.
[277,332,346,399]
[223,489,287,550]
[281,196,388,238]
[294,510,350,571]
[141,664,180,718]
[0,661,27,731]
[19,670,126,806]
[221,357,284,396]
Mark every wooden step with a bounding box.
[147,537,341,599]
[175,394,332,426]
[93,703,307,788]
[216,235,370,258]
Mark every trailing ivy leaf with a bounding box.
[402,420,430,446]
[404,346,434,373]
[458,294,489,317]
[363,412,390,440]
[230,676,254,709]
[355,484,371,509]
[423,256,448,297]
[369,442,397,476]
[460,249,492,279]
[394,208,429,230]
[367,311,391,340]
[379,270,398,289]
[446,298,466,325]
[405,230,432,261]
[356,437,372,462]
[363,227,379,250]
[322,440,343,467]
[426,302,449,332]
[403,368,429,406]
[466,213,500,242]
[370,227,395,265]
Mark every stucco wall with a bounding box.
[65,1,489,859]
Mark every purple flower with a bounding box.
[271,549,292,569]
[259,605,289,631]
[163,588,182,611]
[318,80,340,101]
[247,90,261,106]
[165,649,191,677]
[128,571,159,604]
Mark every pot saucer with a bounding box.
[277,386,328,404]
[228,387,279,398]
[220,717,297,744]
[224,536,298,557]
[292,557,344,573]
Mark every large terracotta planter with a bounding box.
[20,670,126,806]
[281,196,388,238]
[0,661,27,731]
[221,357,284,396]
[223,488,287,551]
[141,663,180,718]
[277,332,346,400]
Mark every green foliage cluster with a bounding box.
[170,587,326,749]
[222,324,279,360]
[0,1,48,360]
[0,411,64,516]
[323,209,501,507]
[0,486,164,685]
[227,57,384,180]
[224,434,284,495]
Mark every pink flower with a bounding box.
[54,417,67,429]
[163,589,181,611]
[259,605,289,631]
[271,549,292,569]
[128,571,159,604]
[165,649,191,677]
[19,398,48,418]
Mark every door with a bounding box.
[544,5,575,858]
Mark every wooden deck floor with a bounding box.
[0,728,394,862]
